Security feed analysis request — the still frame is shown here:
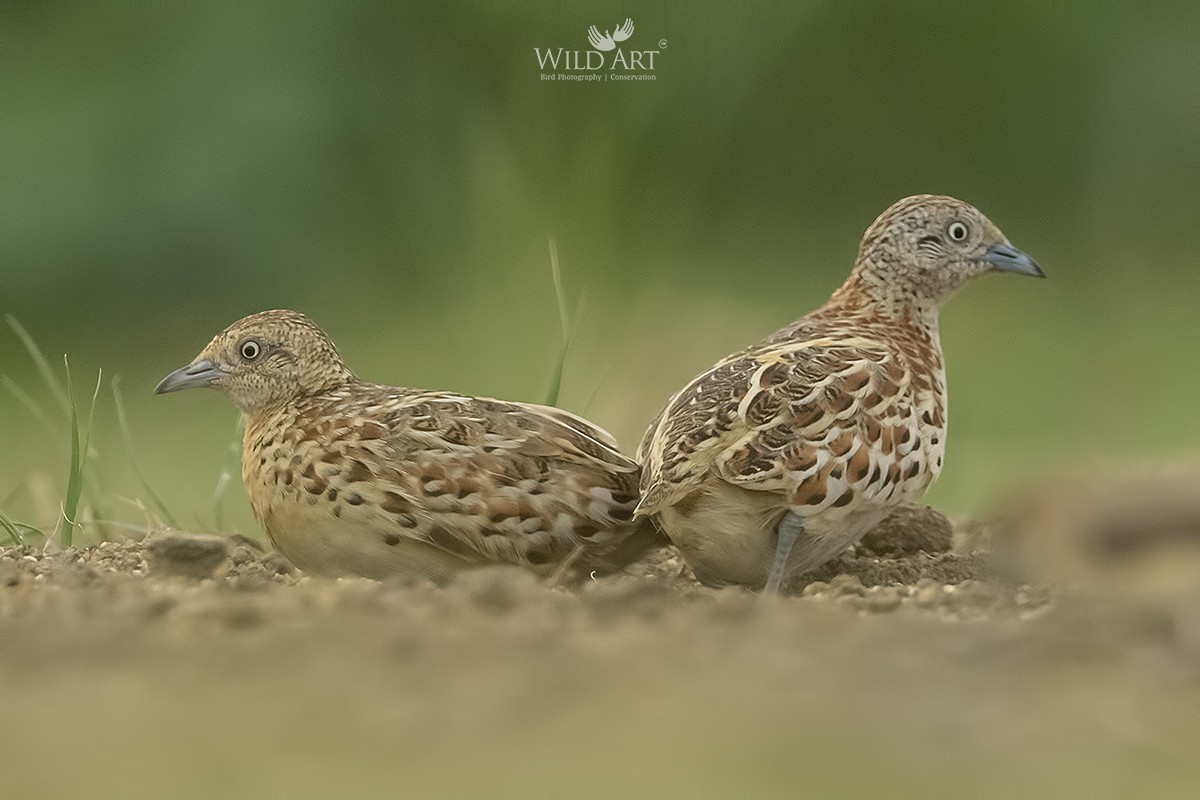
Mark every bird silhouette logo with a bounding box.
[587,18,634,51]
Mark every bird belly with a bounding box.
[657,479,900,588]
[260,500,467,582]
[240,419,470,581]
[657,481,785,587]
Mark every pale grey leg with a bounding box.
[764,511,804,594]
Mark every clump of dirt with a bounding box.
[858,504,954,557]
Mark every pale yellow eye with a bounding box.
[239,339,262,361]
[947,222,969,242]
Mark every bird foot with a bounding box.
[764,511,804,594]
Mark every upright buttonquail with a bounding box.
[636,195,1043,592]
[157,310,657,582]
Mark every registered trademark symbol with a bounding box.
[658,39,668,48]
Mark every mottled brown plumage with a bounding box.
[637,195,1043,592]
[157,310,656,582]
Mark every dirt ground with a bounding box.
[2,497,1199,798]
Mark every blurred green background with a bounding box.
[2,1,1198,540]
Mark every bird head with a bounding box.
[155,309,354,413]
[851,195,1043,311]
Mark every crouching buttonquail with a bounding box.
[636,195,1043,592]
[157,310,658,582]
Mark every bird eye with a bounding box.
[239,339,262,361]
[947,222,969,242]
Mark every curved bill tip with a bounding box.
[981,243,1045,278]
[155,359,225,395]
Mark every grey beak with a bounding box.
[981,243,1044,278]
[155,359,226,394]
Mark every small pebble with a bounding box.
[145,531,230,579]
[802,581,829,598]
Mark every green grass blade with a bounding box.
[0,509,26,546]
[6,315,70,415]
[548,237,570,342]
[545,347,568,408]
[582,363,613,415]
[79,369,103,532]
[111,377,178,527]
[544,237,578,407]
[61,360,102,547]
[61,359,81,546]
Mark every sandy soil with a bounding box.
[2,500,1198,798]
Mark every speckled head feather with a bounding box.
[157,310,659,581]
[157,309,355,413]
[839,194,1042,315]
[637,195,1041,590]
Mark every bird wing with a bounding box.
[311,388,642,568]
[587,26,613,50]
[612,19,634,42]
[636,330,911,516]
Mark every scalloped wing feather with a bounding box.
[269,387,645,571]
[637,332,916,517]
